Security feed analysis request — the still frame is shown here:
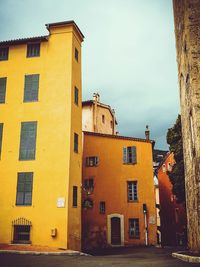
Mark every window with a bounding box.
[83,198,93,209]
[129,218,140,238]
[0,47,9,61]
[74,87,79,105]
[0,123,3,158]
[13,225,31,244]
[102,115,105,123]
[24,74,39,102]
[123,146,137,164]
[83,178,94,189]
[0,77,7,103]
[73,186,78,207]
[162,164,166,172]
[19,122,37,160]
[127,181,138,201]
[168,163,172,172]
[100,201,106,214]
[16,172,33,206]
[74,133,78,153]
[86,156,99,167]
[75,48,78,61]
[27,43,40,57]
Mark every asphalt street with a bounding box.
[0,247,197,267]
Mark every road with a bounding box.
[0,247,196,267]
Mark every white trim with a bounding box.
[107,214,124,246]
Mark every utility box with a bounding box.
[51,228,57,237]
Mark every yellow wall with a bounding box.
[82,133,157,248]
[0,23,83,250]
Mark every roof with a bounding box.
[45,20,84,40]
[82,100,118,124]
[0,20,84,46]
[0,36,49,46]
[83,131,155,144]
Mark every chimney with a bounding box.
[93,93,100,102]
[145,125,150,140]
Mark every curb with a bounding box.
[172,252,200,263]
[0,250,89,256]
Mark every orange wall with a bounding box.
[82,133,157,249]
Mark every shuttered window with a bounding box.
[123,146,137,164]
[74,133,78,153]
[0,47,9,61]
[0,77,7,103]
[127,181,138,201]
[24,74,39,102]
[74,87,79,105]
[129,218,140,238]
[0,123,3,158]
[16,172,33,206]
[27,43,40,57]
[73,186,78,207]
[19,122,37,160]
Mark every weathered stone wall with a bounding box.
[173,0,200,252]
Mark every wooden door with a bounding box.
[111,217,121,245]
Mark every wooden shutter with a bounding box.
[0,77,6,103]
[131,146,137,164]
[0,123,3,158]
[123,147,127,163]
[24,74,39,102]
[19,122,37,160]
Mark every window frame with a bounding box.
[27,43,40,58]
[86,156,99,167]
[127,181,138,202]
[0,77,7,104]
[99,201,106,214]
[0,47,9,61]
[75,47,79,62]
[123,146,137,164]
[23,74,39,102]
[129,218,140,239]
[16,172,33,206]
[74,86,79,105]
[74,133,78,153]
[72,186,78,207]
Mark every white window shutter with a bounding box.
[131,146,137,164]
[123,147,127,163]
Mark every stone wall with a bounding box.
[173,0,200,252]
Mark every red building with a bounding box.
[156,152,187,246]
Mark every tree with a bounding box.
[166,115,185,203]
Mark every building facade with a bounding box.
[0,21,84,250]
[173,0,200,252]
[82,93,117,135]
[82,131,157,250]
[156,153,187,246]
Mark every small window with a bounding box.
[19,121,37,160]
[0,47,9,61]
[74,87,79,105]
[83,178,94,189]
[75,48,78,62]
[127,181,138,201]
[102,115,105,123]
[86,156,99,167]
[73,186,78,207]
[123,146,137,164]
[13,225,31,244]
[129,218,140,239]
[74,133,78,153]
[16,172,33,206]
[27,43,40,57]
[0,77,7,103]
[24,74,39,102]
[0,123,3,159]
[99,201,105,214]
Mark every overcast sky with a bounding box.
[0,0,180,149]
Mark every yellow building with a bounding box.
[0,21,84,250]
[82,131,157,250]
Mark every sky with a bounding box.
[0,0,180,149]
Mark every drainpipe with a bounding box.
[143,203,148,246]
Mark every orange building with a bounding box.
[82,131,157,250]
[157,153,187,246]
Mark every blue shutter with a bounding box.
[131,146,137,164]
[123,147,127,163]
